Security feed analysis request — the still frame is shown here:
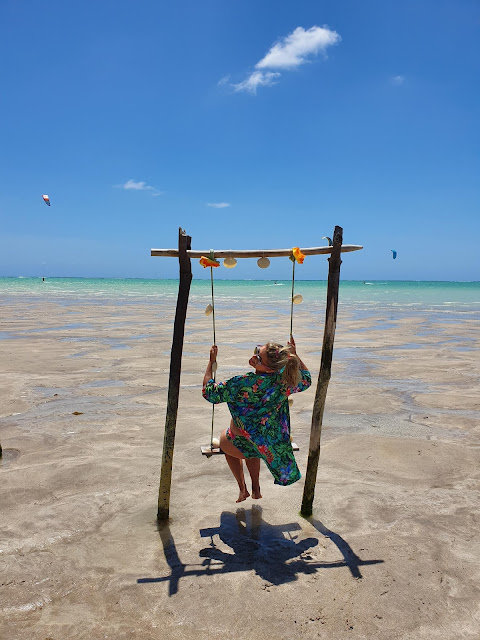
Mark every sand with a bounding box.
[1,296,479,639]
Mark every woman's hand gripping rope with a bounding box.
[203,345,218,389]
[287,335,297,355]
[287,336,308,371]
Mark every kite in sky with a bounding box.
[42,194,50,206]
[391,250,397,259]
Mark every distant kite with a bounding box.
[322,236,333,246]
[391,250,397,259]
[42,195,51,206]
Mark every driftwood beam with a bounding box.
[157,228,192,522]
[151,245,362,258]
[301,225,343,517]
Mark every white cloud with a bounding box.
[217,75,231,86]
[116,179,163,196]
[256,26,340,70]
[207,202,231,208]
[391,75,405,86]
[224,25,340,94]
[232,71,281,94]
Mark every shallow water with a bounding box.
[1,277,479,315]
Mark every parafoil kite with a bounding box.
[391,250,397,259]
[42,195,51,206]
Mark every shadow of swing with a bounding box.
[302,517,378,580]
[137,505,383,595]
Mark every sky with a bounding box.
[0,0,479,281]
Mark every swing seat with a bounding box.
[201,442,299,456]
[201,445,224,456]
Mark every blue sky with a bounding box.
[1,0,478,280]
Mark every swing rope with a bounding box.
[209,264,216,450]
[290,259,295,340]
[289,247,304,339]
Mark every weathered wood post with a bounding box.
[157,228,192,522]
[301,226,343,516]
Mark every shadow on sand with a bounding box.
[137,505,383,595]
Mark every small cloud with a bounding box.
[207,202,231,208]
[217,75,231,86]
[390,75,405,86]
[115,179,163,196]
[256,26,340,70]
[232,71,281,94]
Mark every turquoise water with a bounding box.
[0,277,479,315]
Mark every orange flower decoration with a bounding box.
[291,247,305,264]
[199,256,220,268]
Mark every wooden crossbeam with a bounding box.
[151,245,362,258]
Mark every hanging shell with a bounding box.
[292,294,303,304]
[223,256,237,268]
[257,257,270,269]
[211,437,220,448]
[211,361,217,373]
[205,304,213,316]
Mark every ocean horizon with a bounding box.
[1,277,479,317]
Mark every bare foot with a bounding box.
[236,487,250,503]
[251,487,262,500]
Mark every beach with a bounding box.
[1,278,479,639]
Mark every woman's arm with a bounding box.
[202,346,237,404]
[287,336,312,393]
[203,345,218,388]
[288,336,308,370]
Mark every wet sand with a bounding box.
[1,296,479,639]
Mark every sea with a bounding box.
[0,278,479,319]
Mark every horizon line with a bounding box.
[1,276,479,284]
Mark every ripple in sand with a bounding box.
[0,448,21,464]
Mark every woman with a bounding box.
[202,337,311,503]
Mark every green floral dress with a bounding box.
[202,370,311,485]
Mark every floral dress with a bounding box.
[202,370,312,485]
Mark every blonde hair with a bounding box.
[264,341,301,388]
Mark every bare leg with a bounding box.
[225,455,250,503]
[245,458,262,499]
[220,429,250,502]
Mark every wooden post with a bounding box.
[301,226,343,517]
[157,228,192,522]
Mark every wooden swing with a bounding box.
[152,228,363,522]
[198,248,303,456]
